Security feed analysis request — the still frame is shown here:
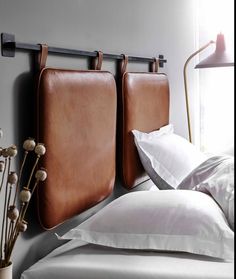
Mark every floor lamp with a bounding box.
[183,33,234,143]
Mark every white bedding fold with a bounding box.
[178,155,234,230]
[21,240,234,279]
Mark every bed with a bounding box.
[20,57,234,279]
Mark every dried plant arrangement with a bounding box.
[0,129,47,268]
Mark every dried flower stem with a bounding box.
[9,155,40,247]
[10,156,40,244]
[5,231,19,265]
[5,185,13,254]
[21,180,39,221]
[0,135,46,268]
[9,202,24,250]
[13,151,28,205]
[0,158,11,263]
[25,155,40,189]
[7,221,14,245]
[0,158,7,193]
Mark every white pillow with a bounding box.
[59,190,234,260]
[178,156,234,230]
[132,124,207,189]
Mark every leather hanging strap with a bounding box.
[93,50,103,70]
[120,54,128,76]
[38,44,48,71]
[151,57,159,73]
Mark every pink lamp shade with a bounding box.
[195,33,234,68]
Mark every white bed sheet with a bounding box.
[21,240,234,279]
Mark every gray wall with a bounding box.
[0,0,196,278]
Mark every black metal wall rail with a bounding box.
[1,33,167,67]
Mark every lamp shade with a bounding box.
[195,33,234,68]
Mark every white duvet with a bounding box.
[20,155,234,279]
[21,240,234,279]
[178,155,234,230]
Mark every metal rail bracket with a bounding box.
[1,33,16,57]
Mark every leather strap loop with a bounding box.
[151,57,159,73]
[120,54,128,75]
[38,44,48,71]
[93,51,103,70]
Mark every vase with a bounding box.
[0,262,12,279]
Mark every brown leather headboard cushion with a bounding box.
[119,72,169,189]
[37,68,117,229]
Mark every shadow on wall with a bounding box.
[13,54,37,150]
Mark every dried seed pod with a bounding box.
[8,171,18,185]
[23,138,36,151]
[19,188,31,203]
[35,168,47,181]
[0,160,5,172]
[2,148,9,158]
[7,205,19,221]
[0,147,3,156]
[18,220,28,232]
[35,143,46,156]
[7,145,18,157]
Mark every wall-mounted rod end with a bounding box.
[1,33,16,57]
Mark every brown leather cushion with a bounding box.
[36,68,117,229]
[120,72,169,189]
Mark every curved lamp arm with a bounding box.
[183,40,214,143]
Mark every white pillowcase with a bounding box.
[132,124,207,189]
[59,190,234,260]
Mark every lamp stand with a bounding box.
[183,41,214,143]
